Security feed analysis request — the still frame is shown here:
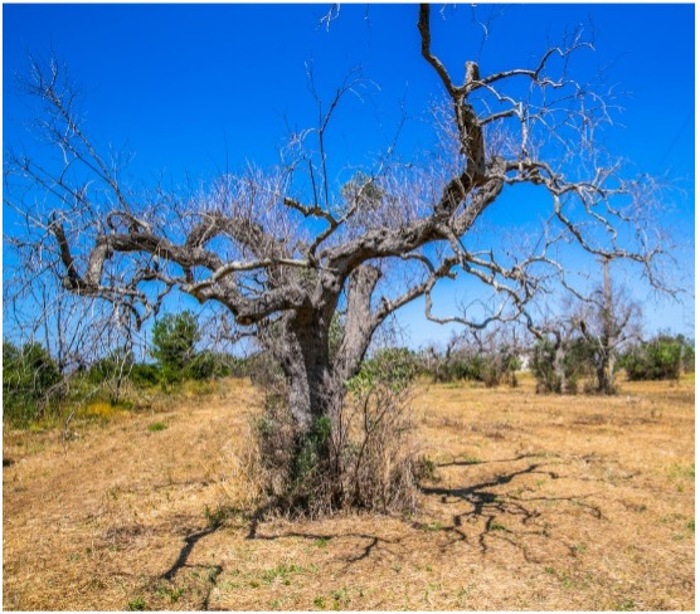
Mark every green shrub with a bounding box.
[151,311,200,383]
[129,362,161,388]
[621,335,691,381]
[188,350,244,380]
[531,339,562,393]
[151,311,199,381]
[292,415,332,487]
[3,340,62,426]
[348,347,418,394]
[421,342,520,387]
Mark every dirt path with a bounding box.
[3,377,694,610]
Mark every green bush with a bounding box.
[129,362,161,388]
[621,335,691,381]
[188,350,245,380]
[3,340,62,426]
[476,347,521,387]
[428,347,520,387]
[449,352,483,382]
[531,339,561,393]
[348,347,418,394]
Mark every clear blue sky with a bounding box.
[3,3,695,346]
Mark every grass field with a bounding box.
[3,375,694,610]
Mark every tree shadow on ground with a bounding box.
[418,457,605,561]
[246,505,400,566]
[162,525,220,581]
[239,454,605,568]
[154,521,225,610]
[157,455,606,579]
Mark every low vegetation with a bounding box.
[2,311,249,429]
[254,346,423,517]
[619,335,694,381]
[3,319,693,431]
[3,340,63,427]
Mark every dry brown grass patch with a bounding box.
[3,375,694,610]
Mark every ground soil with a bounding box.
[3,375,694,610]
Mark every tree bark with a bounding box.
[265,287,341,432]
[595,348,616,395]
[333,265,381,382]
[275,316,330,432]
[553,344,569,394]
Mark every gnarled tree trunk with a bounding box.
[273,307,336,434]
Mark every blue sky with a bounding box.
[3,3,695,347]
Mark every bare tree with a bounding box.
[528,258,642,395]
[422,333,461,384]
[5,6,669,486]
[421,326,523,386]
[570,257,643,394]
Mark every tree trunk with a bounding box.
[274,306,351,509]
[260,270,379,509]
[276,317,332,432]
[332,265,380,383]
[596,256,616,395]
[553,343,569,393]
[596,347,616,395]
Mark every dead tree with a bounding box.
[572,257,643,394]
[5,6,668,468]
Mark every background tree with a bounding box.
[531,332,596,395]
[527,255,643,395]
[151,311,201,384]
[569,257,643,394]
[420,328,522,386]
[422,334,461,384]
[4,5,674,511]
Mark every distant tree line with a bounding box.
[530,333,693,394]
[3,307,694,428]
[420,329,522,388]
[3,310,257,427]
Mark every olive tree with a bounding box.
[529,257,643,395]
[570,257,643,394]
[5,5,669,504]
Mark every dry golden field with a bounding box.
[3,375,695,610]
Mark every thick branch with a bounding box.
[333,265,381,380]
[418,4,456,95]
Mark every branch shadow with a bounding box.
[246,507,400,567]
[153,521,228,611]
[241,455,605,569]
[435,451,558,468]
[419,458,605,561]
[162,525,219,581]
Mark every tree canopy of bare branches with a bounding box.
[5,5,671,438]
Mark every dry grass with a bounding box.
[3,374,694,610]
